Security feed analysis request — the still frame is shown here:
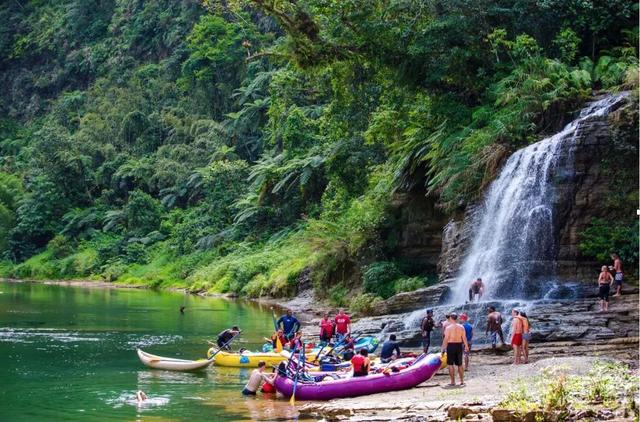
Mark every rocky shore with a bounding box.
[300,338,639,421]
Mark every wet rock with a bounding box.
[375,284,451,315]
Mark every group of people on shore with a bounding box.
[597,253,625,311]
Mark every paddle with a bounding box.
[289,341,304,405]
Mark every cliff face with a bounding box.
[438,95,638,286]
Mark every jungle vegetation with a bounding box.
[0,0,637,306]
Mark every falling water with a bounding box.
[450,93,628,304]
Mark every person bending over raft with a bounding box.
[468,278,485,302]
[242,361,275,395]
[277,310,300,340]
[380,334,401,363]
[217,326,241,350]
[351,348,370,377]
[598,265,614,312]
[441,313,469,386]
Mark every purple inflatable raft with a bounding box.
[274,353,442,401]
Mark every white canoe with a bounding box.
[137,349,212,371]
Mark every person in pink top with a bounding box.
[334,309,351,342]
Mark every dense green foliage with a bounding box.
[0,1,637,300]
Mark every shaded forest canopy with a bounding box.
[0,0,637,305]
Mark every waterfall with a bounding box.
[450,93,628,304]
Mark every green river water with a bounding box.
[0,281,306,421]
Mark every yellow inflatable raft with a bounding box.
[208,349,287,368]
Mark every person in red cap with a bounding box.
[460,313,473,370]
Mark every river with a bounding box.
[0,280,305,421]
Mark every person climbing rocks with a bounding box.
[519,311,531,364]
[510,309,523,364]
[468,278,485,302]
[598,265,614,312]
[420,309,435,353]
[441,313,469,386]
[380,334,401,363]
[242,361,275,395]
[334,309,351,343]
[277,309,300,340]
[611,253,624,297]
[485,306,504,349]
[351,348,370,377]
[460,313,473,371]
[319,313,334,343]
[217,326,241,350]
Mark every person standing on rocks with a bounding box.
[441,314,452,340]
[441,313,469,386]
[319,313,334,343]
[468,278,485,302]
[460,313,473,370]
[509,309,523,364]
[420,309,435,353]
[519,311,531,364]
[485,306,504,349]
[598,265,614,312]
[334,309,351,343]
[611,253,624,297]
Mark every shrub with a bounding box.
[394,276,425,294]
[48,235,73,259]
[363,261,402,299]
[350,293,383,316]
[328,284,349,307]
[578,219,638,274]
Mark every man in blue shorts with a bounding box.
[460,313,473,370]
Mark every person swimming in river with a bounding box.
[468,278,485,302]
[136,390,148,403]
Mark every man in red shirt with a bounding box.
[334,309,351,342]
[319,313,334,343]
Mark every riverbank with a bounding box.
[301,338,639,421]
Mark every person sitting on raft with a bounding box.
[380,334,401,363]
[264,329,287,350]
[288,331,303,350]
[468,278,485,302]
[277,310,300,340]
[351,348,370,377]
[217,326,241,350]
[242,361,275,396]
[341,333,356,360]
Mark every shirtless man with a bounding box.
[441,313,469,386]
[441,314,452,340]
[468,278,485,302]
[510,309,523,364]
[598,265,614,311]
[611,254,623,297]
[242,361,275,395]
[485,306,505,349]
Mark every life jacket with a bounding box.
[261,382,276,393]
[351,355,369,376]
